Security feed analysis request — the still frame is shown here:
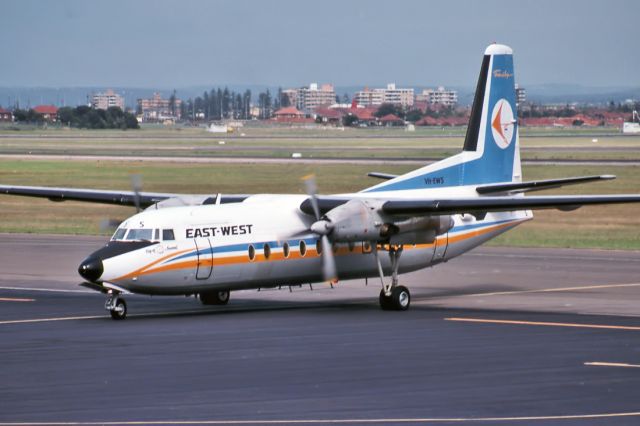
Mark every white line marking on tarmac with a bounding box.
[585,362,640,368]
[2,411,640,424]
[0,297,34,302]
[459,282,640,297]
[0,286,94,294]
[445,317,640,331]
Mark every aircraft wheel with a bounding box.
[200,290,230,305]
[392,286,411,311]
[109,298,127,320]
[379,289,393,311]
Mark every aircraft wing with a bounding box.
[301,194,640,216]
[0,184,250,208]
[381,195,640,215]
[0,184,175,207]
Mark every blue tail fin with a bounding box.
[363,44,521,194]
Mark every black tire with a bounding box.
[391,285,411,311]
[379,289,393,311]
[199,290,230,305]
[110,298,127,320]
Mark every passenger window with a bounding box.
[316,240,323,255]
[283,242,290,258]
[299,240,307,257]
[162,229,175,241]
[248,244,256,261]
[264,243,271,260]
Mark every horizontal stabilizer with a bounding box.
[476,175,616,195]
[367,172,398,180]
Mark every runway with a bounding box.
[1,234,640,425]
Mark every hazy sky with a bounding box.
[1,0,638,88]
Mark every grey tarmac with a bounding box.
[1,234,640,425]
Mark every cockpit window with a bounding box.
[162,229,175,241]
[112,228,127,241]
[125,228,153,241]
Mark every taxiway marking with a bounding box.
[585,362,640,368]
[460,282,640,297]
[445,317,640,331]
[2,411,640,424]
[0,297,34,302]
[0,285,93,294]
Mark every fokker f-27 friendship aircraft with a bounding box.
[2,44,640,319]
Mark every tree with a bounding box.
[342,93,350,104]
[281,93,291,108]
[169,90,177,117]
[342,114,358,127]
[405,109,424,123]
[374,103,403,118]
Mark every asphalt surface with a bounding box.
[1,234,640,425]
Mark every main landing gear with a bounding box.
[199,290,230,305]
[376,245,411,311]
[105,291,127,320]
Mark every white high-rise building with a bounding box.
[296,83,336,112]
[354,84,414,107]
[91,89,125,110]
[416,87,458,107]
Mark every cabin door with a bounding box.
[432,232,448,264]
[194,238,213,280]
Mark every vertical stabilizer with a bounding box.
[363,44,521,194]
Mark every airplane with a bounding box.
[2,43,640,320]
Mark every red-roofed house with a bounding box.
[272,106,313,123]
[33,105,59,122]
[379,113,404,126]
[0,107,12,122]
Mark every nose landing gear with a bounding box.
[105,292,127,320]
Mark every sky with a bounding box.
[1,0,638,89]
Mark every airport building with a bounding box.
[515,84,526,105]
[295,83,336,112]
[354,84,414,107]
[91,89,125,111]
[137,92,182,121]
[0,107,12,122]
[416,87,458,107]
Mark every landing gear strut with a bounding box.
[376,245,410,311]
[105,291,127,320]
[199,290,230,305]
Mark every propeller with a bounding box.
[302,175,337,283]
[131,174,142,213]
[98,174,142,235]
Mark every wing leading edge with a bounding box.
[0,185,249,208]
[300,194,640,216]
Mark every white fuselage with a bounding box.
[97,193,532,295]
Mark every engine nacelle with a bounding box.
[325,199,386,242]
[383,215,454,245]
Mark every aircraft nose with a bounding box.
[78,256,103,282]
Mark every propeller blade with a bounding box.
[131,174,142,213]
[302,174,321,220]
[321,235,337,282]
[99,218,122,233]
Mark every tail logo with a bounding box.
[491,99,515,149]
